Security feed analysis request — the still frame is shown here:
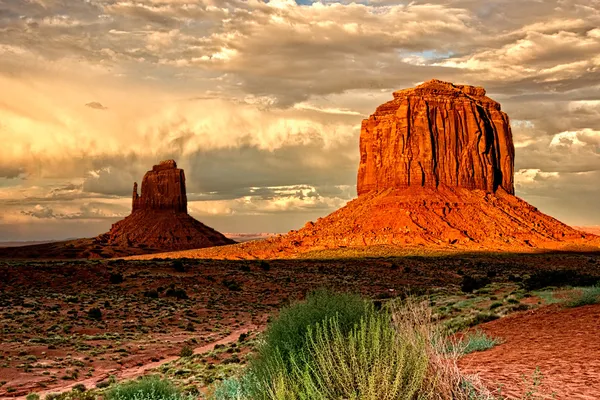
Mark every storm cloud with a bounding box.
[1,0,600,240]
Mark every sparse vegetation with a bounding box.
[567,285,600,308]
[522,270,598,291]
[105,376,192,400]
[3,256,600,397]
[451,330,501,355]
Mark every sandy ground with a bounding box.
[460,304,600,399]
[2,328,253,400]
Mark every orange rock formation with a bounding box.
[100,160,234,251]
[140,80,597,259]
[358,79,514,195]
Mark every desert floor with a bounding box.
[1,251,599,398]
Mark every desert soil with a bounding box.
[1,252,599,398]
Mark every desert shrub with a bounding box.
[258,261,270,271]
[240,264,252,272]
[210,377,249,400]
[172,260,185,273]
[180,345,193,357]
[242,290,369,398]
[26,394,39,400]
[87,307,102,320]
[143,289,159,299]
[567,285,600,308]
[109,273,124,284]
[461,275,490,293]
[522,270,599,291]
[222,280,242,292]
[165,288,188,300]
[450,330,500,355]
[72,384,87,392]
[105,376,192,400]
[469,312,499,327]
[276,312,430,399]
[44,391,96,400]
[211,292,489,400]
[489,302,503,310]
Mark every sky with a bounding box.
[1,0,600,241]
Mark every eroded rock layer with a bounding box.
[357,79,515,195]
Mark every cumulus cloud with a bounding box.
[85,102,108,110]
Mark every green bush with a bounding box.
[211,291,488,400]
[450,330,500,355]
[567,286,600,308]
[180,345,193,357]
[210,377,248,400]
[105,376,192,400]
[241,290,369,399]
[277,312,430,399]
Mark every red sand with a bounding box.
[460,304,600,399]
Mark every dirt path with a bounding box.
[459,304,600,399]
[8,328,254,400]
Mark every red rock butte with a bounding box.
[132,159,188,213]
[358,79,514,195]
[99,160,234,251]
[136,80,598,260]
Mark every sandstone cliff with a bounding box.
[357,79,514,195]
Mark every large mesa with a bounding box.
[357,79,514,195]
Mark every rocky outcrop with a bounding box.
[140,80,597,259]
[100,160,234,252]
[132,160,187,213]
[357,79,514,195]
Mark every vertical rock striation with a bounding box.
[357,79,515,196]
[132,160,187,213]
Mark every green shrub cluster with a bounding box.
[210,290,487,400]
[105,376,193,400]
[567,285,600,308]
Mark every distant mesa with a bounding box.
[0,160,233,259]
[132,160,187,213]
[146,80,598,260]
[98,160,234,251]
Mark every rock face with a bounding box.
[132,160,187,213]
[100,160,234,251]
[357,79,514,195]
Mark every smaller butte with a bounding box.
[98,160,234,251]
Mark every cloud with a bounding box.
[2,0,600,240]
[21,205,56,219]
[85,101,108,110]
